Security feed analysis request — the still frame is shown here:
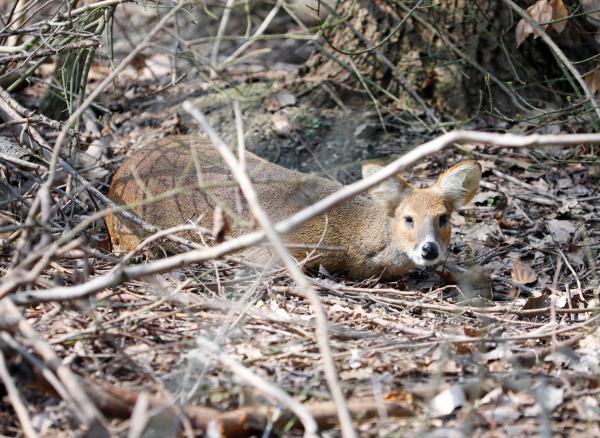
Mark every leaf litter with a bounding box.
[2,55,600,438]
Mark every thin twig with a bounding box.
[46,0,190,189]
[0,38,100,64]
[502,0,600,123]
[196,338,319,437]
[9,130,600,304]
[210,0,235,72]
[0,299,109,434]
[219,0,283,69]
[0,349,38,438]
[184,101,355,438]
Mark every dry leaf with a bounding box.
[585,71,600,96]
[264,91,297,112]
[550,0,568,33]
[521,293,551,310]
[463,326,481,337]
[547,219,576,244]
[430,384,465,417]
[524,385,564,416]
[383,390,414,405]
[271,113,294,137]
[486,405,521,425]
[516,0,553,47]
[512,257,537,285]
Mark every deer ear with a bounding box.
[436,160,481,209]
[362,162,412,215]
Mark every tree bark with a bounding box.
[303,0,598,119]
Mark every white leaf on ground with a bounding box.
[524,385,564,416]
[489,405,520,424]
[330,303,353,314]
[582,396,600,421]
[547,219,576,244]
[430,384,465,417]
[476,387,503,406]
[573,329,600,374]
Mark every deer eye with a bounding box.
[404,216,414,228]
[439,214,448,227]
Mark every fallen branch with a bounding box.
[21,368,411,435]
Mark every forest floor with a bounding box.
[1,3,600,437]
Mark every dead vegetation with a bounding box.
[0,0,600,436]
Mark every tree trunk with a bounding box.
[303,0,598,120]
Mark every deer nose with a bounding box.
[421,242,439,260]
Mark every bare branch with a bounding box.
[195,338,319,437]
[184,101,354,437]
[10,130,600,306]
[502,0,600,122]
[0,38,100,65]
[0,349,38,438]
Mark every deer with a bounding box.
[106,136,481,280]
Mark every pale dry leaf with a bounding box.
[430,384,465,417]
[516,0,553,47]
[584,71,600,96]
[556,175,572,189]
[511,257,537,284]
[339,368,373,381]
[264,91,297,111]
[471,190,499,205]
[268,299,292,320]
[508,391,536,407]
[140,53,172,80]
[476,387,503,407]
[124,343,156,363]
[489,405,521,424]
[547,219,576,244]
[271,112,294,137]
[530,0,554,29]
[581,396,600,421]
[515,18,530,47]
[234,344,263,361]
[466,221,502,243]
[524,385,564,416]
[330,303,353,314]
[544,350,572,368]
[550,0,568,33]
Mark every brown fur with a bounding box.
[106,136,481,279]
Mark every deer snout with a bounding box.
[421,241,440,261]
